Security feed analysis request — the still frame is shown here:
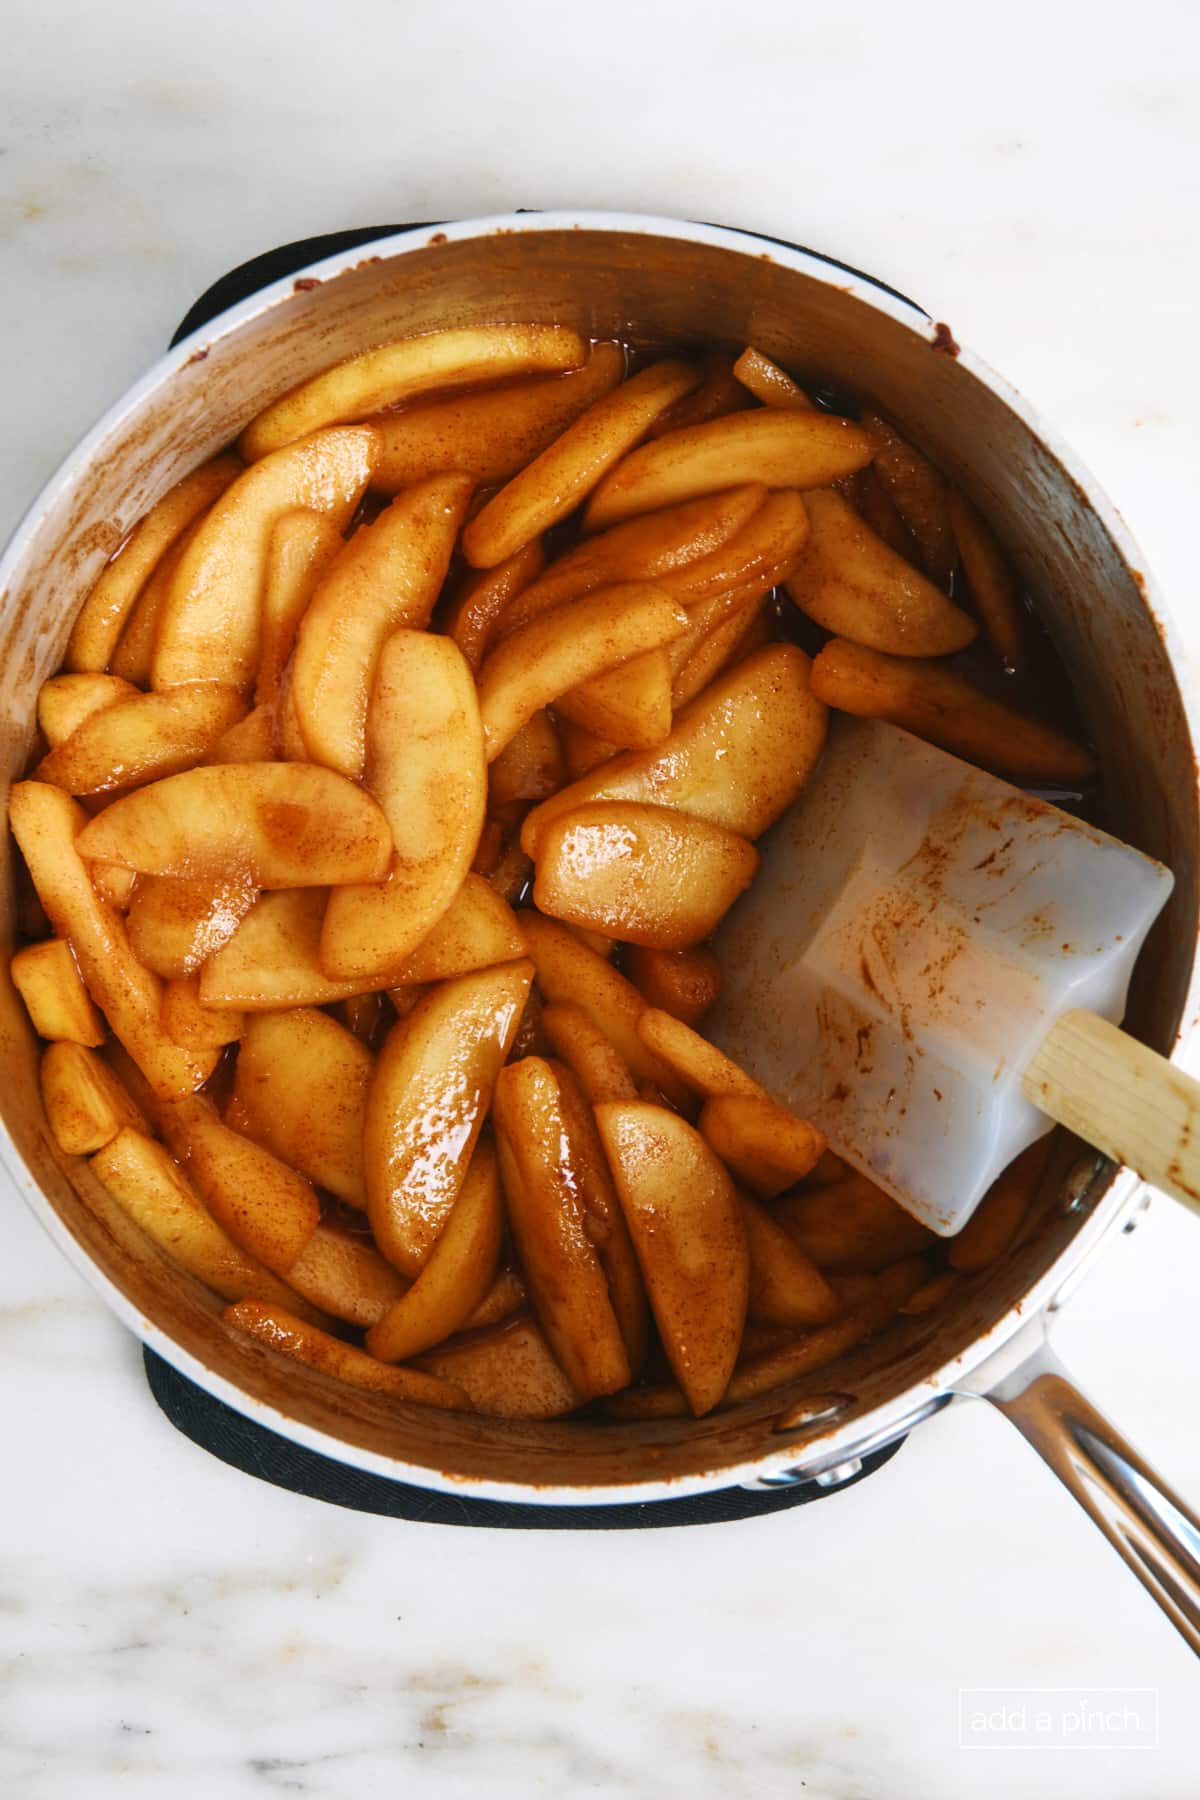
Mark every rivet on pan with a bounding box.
[772,1393,854,1435]
[1062,1153,1107,1214]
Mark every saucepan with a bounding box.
[2,212,1198,1649]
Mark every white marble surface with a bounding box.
[3,2,1200,1793]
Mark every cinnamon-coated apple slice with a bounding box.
[152,427,377,691]
[493,1058,631,1398]
[291,473,474,779]
[37,685,246,795]
[285,1219,410,1328]
[160,1093,320,1276]
[594,1100,749,1415]
[240,324,588,460]
[364,959,533,1276]
[256,509,346,708]
[75,763,392,887]
[366,1140,503,1363]
[413,1315,581,1419]
[231,1006,372,1206]
[37,673,138,748]
[377,874,524,985]
[39,1041,148,1155]
[10,938,105,1046]
[699,1093,825,1195]
[160,976,244,1050]
[199,889,384,1009]
[224,1301,470,1409]
[319,632,485,978]
[126,874,258,979]
[738,1192,839,1327]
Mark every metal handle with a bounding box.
[982,1327,1200,1655]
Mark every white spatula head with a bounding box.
[708,717,1173,1234]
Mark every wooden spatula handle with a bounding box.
[1023,1009,1200,1216]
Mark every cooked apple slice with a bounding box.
[241,324,589,460]
[446,539,546,672]
[152,427,376,691]
[656,489,809,608]
[739,1193,839,1326]
[488,710,566,807]
[699,1094,825,1196]
[554,648,673,750]
[160,1093,320,1275]
[534,801,757,949]
[366,1140,503,1362]
[623,945,722,1026]
[462,1268,526,1330]
[462,360,700,568]
[112,518,210,688]
[595,1100,748,1415]
[291,473,473,778]
[413,1315,581,1419]
[9,782,218,1098]
[319,632,485,978]
[540,1002,639,1103]
[126,874,257,979]
[200,889,386,1008]
[500,485,767,635]
[378,874,524,984]
[522,645,826,857]
[76,763,392,887]
[732,346,813,409]
[517,914,689,1102]
[476,584,688,761]
[774,1172,936,1272]
[206,705,277,764]
[224,1301,470,1408]
[493,1058,631,1398]
[285,1219,410,1327]
[645,349,753,439]
[257,509,346,707]
[786,488,976,656]
[160,976,244,1049]
[371,340,624,491]
[364,959,533,1275]
[91,1128,322,1317]
[947,487,1023,666]
[37,685,246,796]
[11,938,104,1045]
[40,1041,148,1154]
[583,409,874,530]
[668,593,766,710]
[38,673,138,748]
[66,455,242,672]
[232,1006,371,1206]
[554,1062,650,1373]
[860,411,957,589]
[636,1008,769,1100]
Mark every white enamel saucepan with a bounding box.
[2,212,1199,1650]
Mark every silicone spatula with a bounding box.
[707,715,1196,1233]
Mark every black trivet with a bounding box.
[143,217,910,1525]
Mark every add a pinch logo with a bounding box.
[958,1688,1159,1750]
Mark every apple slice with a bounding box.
[554,648,673,750]
[583,408,875,530]
[257,509,346,707]
[206,705,277,764]
[161,1093,320,1276]
[656,489,809,609]
[66,455,242,673]
[476,584,688,761]
[517,914,689,1103]
[224,1301,470,1408]
[699,1093,825,1195]
[152,427,375,691]
[488,711,566,807]
[668,592,766,710]
[371,340,624,491]
[291,474,473,778]
[463,1269,526,1330]
[645,350,754,439]
[733,346,812,409]
[540,1002,639,1104]
[785,487,976,656]
[493,1058,631,1398]
[285,1219,410,1327]
[200,889,388,1008]
[522,645,826,858]
[774,1173,936,1272]
[319,632,485,977]
[533,801,757,949]
[40,1041,148,1154]
[623,946,721,1027]
[90,1128,322,1318]
[240,324,589,460]
[110,517,206,686]
[446,539,546,672]
[499,484,767,636]
[413,1315,581,1419]
[739,1193,839,1327]
[860,411,957,588]
[366,1140,503,1363]
[376,874,524,985]
[75,763,392,887]
[160,976,244,1049]
[232,1006,371,1206]
[595,1100,749,1415]
[126,874,258,979]
[37,685,246,795]
[38,674,138,748]
[364,959,533,1275]
[11,938,104,1045]
[636,1008,768,1100]
[9,782,218,1098]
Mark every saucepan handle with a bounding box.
[983,1329,1200,1655]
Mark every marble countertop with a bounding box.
[3,3,1200,1793]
